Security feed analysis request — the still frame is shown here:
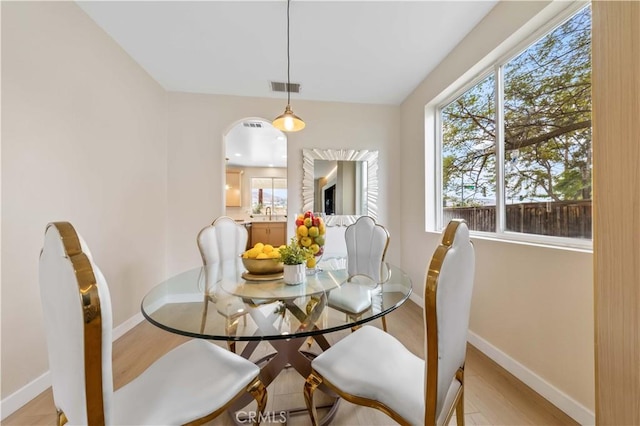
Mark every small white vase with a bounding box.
[283,263,306,285]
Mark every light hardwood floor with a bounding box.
[3,301,577,425]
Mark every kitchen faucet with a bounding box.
[265,206,272,221]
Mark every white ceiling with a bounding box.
[76,0,498,167]
[225,119,288,167]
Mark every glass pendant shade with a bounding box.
[273,105,305,132]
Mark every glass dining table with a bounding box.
[141,257,413,424]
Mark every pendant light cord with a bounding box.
[286,0,291,106]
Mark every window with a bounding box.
[251,177,287,215]
[438,5,591,246]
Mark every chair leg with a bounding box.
[226,318,240,353]
[456,389,464,426]
[456,368,465,426]
[349,314,363,332]
[200,297,209,334]
[381,314,388,332]
[247,378,268,426]
[57,409,67,426]
[304,372,323,426]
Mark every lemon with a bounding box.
[268,251,280,259]
[247,247,260,258]
[256,253,269,259]
[306,257,317,268]
[263,244,274,254]
[297,225,309,237]
[253,242,265,251]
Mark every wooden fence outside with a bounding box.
[443,200,592,239]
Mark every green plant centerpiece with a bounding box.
[278,237,309,265]
[279,238,310,285]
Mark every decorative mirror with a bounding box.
[302,148,378,226]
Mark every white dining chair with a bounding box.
[197,216,249,351]
[198,216,248,266]
[327,216,390,331]
[40,221,267,426]
[304,219,475,426]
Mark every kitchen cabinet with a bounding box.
[225,170,242,207]
[250,222,286,247]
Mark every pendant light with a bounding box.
[273,0,305,132]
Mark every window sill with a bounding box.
[426,229,593,254]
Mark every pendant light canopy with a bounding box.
[273,0,305,132]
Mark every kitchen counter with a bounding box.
[233,218,288,224]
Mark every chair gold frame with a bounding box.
[304,219,470,426]
[46,222,267,426]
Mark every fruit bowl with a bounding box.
[241,257,284,275]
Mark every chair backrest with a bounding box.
[344,216,390,283]
[197,216,248,265]
[197,217,248,290]
[423,219,475,424]
[39,222,113,425]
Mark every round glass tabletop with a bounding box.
[141,258,413,341]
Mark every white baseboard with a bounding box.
[112,312,144,341]
[409,291,424,307]
[0,371,51,421]
[468,331,595,425]
[0,313,144,420]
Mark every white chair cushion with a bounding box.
[312,325,459,425]
[327,283,372,314]
[215,293,248,318]
[113,339,259,425]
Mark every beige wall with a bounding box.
[1,1,168,399]
[166,93,401,275]
[400,0,594,417]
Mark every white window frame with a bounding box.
[431,2,592,251]
[251,177,288,214]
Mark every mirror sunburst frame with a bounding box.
[302,148,379,227]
